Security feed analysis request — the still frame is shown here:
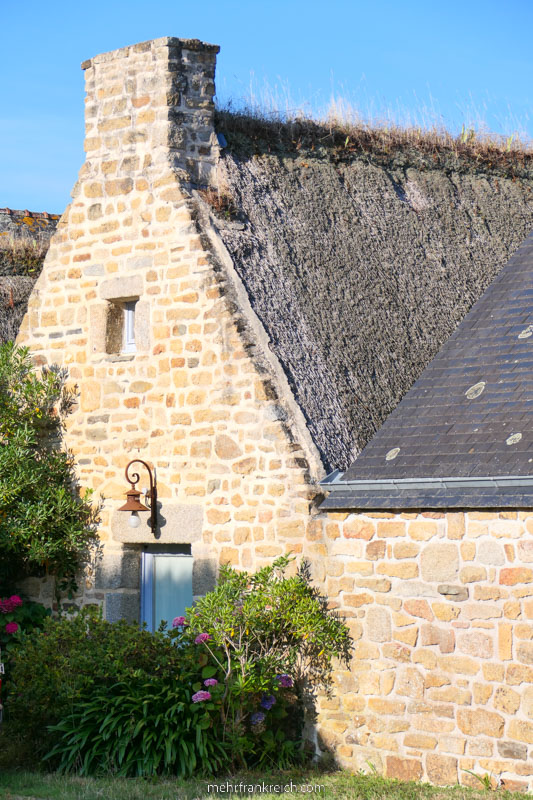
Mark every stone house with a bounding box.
[13,35,533,786]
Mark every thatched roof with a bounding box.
[0,209,58,344]
[215,124,533,472]
[0,277,37,344]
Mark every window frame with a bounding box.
[140,545,193,632]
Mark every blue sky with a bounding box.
[1,0,531,212]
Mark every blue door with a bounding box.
[141,548,193,632]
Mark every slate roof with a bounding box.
[322,230,533,509]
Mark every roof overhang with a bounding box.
[319,470,533,511]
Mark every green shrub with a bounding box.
[170,556,352,769]
[0,343,98,596]
[0,594,50,659]
[5,607,185,758]
[45,678,228,777]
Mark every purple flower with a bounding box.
[192,690,211,703]
[194,633,211,644]
[260,694,276,710]
[204,678,218,687]
[172,616,186,628]
[5,622,18,634]
[276,674,294,688]
[250,711,266,726]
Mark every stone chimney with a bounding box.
[80,37,220,191]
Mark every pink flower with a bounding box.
[204,678,218,687]
[9,595,22,607]
[172,616,186,628]
[194,633,211,644]
[5,622,18,634]
[192,690,211,703]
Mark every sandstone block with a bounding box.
[457,708,504,737]
[457,631,493,659]
[366,540,386,559]
[460,566,487,583]
[404,599,433,621]
[508,719,533,744]
[214,434,242,460]
[420,543,459,582]
[517,641,533,664]
[493,686,520,714]
[343,520,375,540]
[404,733,437,750]
[426,754,458,786]
[368,698,406,715]
[396,667,424,699]
[500,567,533,585]
[394,627,419,647]
[377,521,405,538]
[447,513,465,540]
[517,540,533,562]
[365,605,391,642]
[81,381,101,412]
[438,736,465,755]
[497,740,527,760]
[432,602,460,621]
[477,539,505,565]
[356,577,391,592]
[393,542,419,559]
[498,622,513,661]
[385,756,422,781]
[377,562,418,579]
[472,683,492,705]
[408,521,438,541]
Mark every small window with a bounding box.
[141,545,193,632]
[105,299,137,355]
[123,301,136,353]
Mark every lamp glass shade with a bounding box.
[128,511,141,528]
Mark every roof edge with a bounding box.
[321,472,533,493]
[319,471,533,511]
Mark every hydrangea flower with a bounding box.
[172,616,186,628]
[194,633,211,644]
[0,596,23,614]
[192,690,211,703]
[276,674,294,688]
[204,678,218,686]
[5,622,18,634]
[250,711,266,726]
[260,694,276,710]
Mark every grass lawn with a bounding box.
[0,770,531,800]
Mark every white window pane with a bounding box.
[123,301,136,353]
[153,555,193,629]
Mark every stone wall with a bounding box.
[304,508,533,790]
[17,37,317,619]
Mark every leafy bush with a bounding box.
[170,556,352,768]
[0,594,50,679]
[0,343,98,595]
[45,678,228,777]
[5,607,185,758]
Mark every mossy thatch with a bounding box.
[213,113,533,471]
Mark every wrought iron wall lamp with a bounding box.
[119,459,158,534]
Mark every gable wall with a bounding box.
[17,38,316,619]
[305,508,533,789]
